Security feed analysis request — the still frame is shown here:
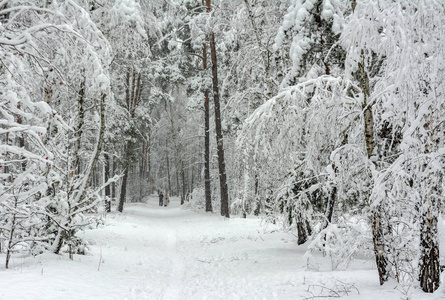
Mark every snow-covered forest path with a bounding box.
[1,195,441,300]
[84,195,303,299]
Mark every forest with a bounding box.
[0,0,444,298]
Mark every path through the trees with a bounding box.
[0,195,442,299]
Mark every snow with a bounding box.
[1,195,444,299]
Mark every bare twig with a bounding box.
[97,246,102,271]
[303,280,359,299]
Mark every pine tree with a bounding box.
[206,0,229,218]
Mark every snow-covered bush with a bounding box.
[305,216,372,271]
[184,187,205,211]
[237,75,361,242]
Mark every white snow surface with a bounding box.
[1,195,444,300]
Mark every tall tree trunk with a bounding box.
[360,54,388,285]
[104,152,111,213]
[190,164,194,200]
[181,162,186,205]
[111,156,116,201]
[419,109,440,293]
[176,171,180,198]
[147,134,152,194]
[139,148,145,201]
[117,166,128,213]
[206,0,229,218]
[166,139,172,195]
[119,68,142,210]
[202,41,213,212]
[74,79,85,176]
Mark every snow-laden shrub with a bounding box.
[183,187,205,211]
[274,167,328,245]
[304,215,373,271]
[230,196,247,216]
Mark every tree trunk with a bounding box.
[117,166,128,213]
[371,210,388,285]
[360,55,388,285]
[265,188,274,223]
[52,228,65,255]
[139,148,145,201]
[253,174,260,216]
[322,185,337,230]
[206,0,229,218]
[203,41,213,212]
[16,104,26,171]
[181,164,186,205]
[111,156,116,201]
[190,164,194,201]
[296,218,308,245]
[166,139,172,195]
[147,134,152,193]
[104,152,111,213]
[176,171,180,198]
[419,203,440,292]
[419,111,441,293]
[121,68,143,204]
[78,93,106,204]
[5,197,18,269]
[74,79,85,175]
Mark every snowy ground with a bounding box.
[1,195,444,300]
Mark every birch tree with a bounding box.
[345,1,445,291]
